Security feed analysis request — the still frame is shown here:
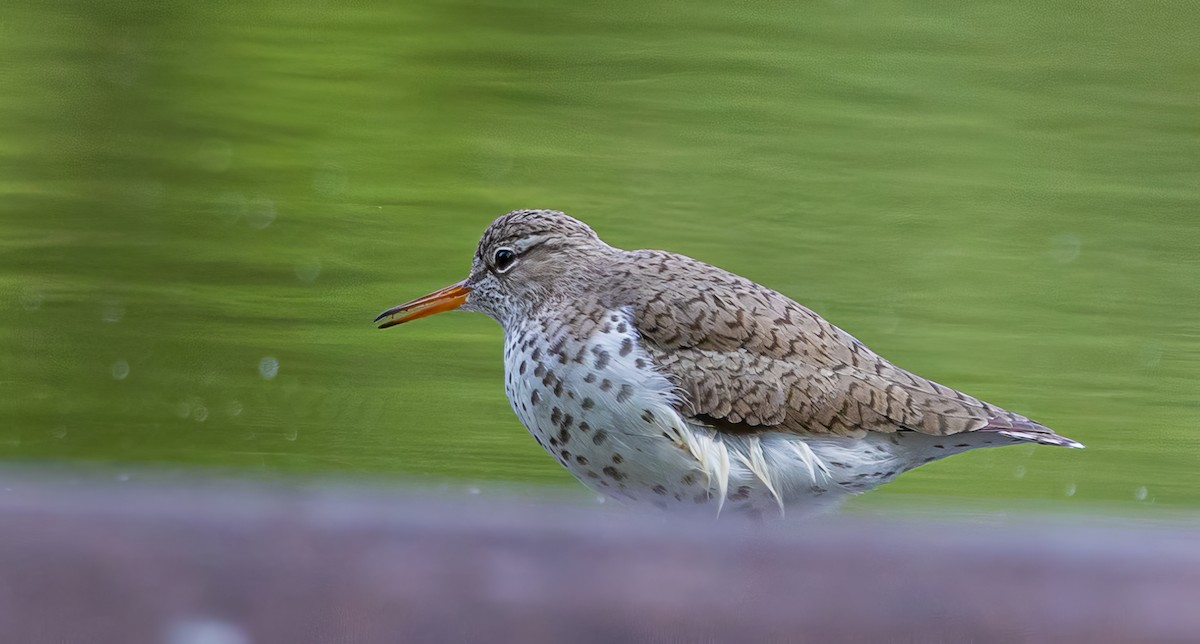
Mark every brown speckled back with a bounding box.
[604,248,1070,444]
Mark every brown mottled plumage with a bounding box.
[377,209,1082,517]
[620,249,1052,440]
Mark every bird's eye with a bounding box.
[493,248,517,273]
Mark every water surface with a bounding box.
[1,0,1197,511]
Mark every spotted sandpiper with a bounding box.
[376,210,1082,516]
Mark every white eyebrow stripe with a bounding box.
[512,234,552,254]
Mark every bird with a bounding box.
[375,209,1082,517]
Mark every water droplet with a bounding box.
[215,192,248,225]
[226,400,243,417]
[1138,342,1163,369]
[19,286,44,311]
[283,427,297,442]
[877,309,900,334]
[294,259,321,283]
[1135,486,1148,501]
[258,357,279,380]
[101,299,125,323]
[116,473,130,482]
[175,401,192,419]
[1013,465,1026,480]
[51,426,67,439]
[1064,482,1076,497]
[312,162,347,198]
[111,360,130,381]
[197,139,233,173]
[102,40,141,87]
[192,404,209,423]
[466,486,481,495]
[166,618,251,644]
[127,180,165,212]
[246,197,276,230]
[595,495,607,504]
[475,144,513,181]
[1049,233,1081,264]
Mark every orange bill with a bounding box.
[375,281,471,329]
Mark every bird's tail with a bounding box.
[979,410,1085,449]
[994,429,1084,449]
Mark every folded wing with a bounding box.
[622,250,1071,445]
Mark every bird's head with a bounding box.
[375,209,616,330]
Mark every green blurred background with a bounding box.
[1,0,1196,512]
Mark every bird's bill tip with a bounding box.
[375,281,471,328]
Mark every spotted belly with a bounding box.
[502,308,717,505]
[501,307,991,517]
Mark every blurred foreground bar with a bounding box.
[0,473,1197,644]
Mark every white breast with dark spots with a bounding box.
[502,307,1001,517]
[503,307,714,505]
